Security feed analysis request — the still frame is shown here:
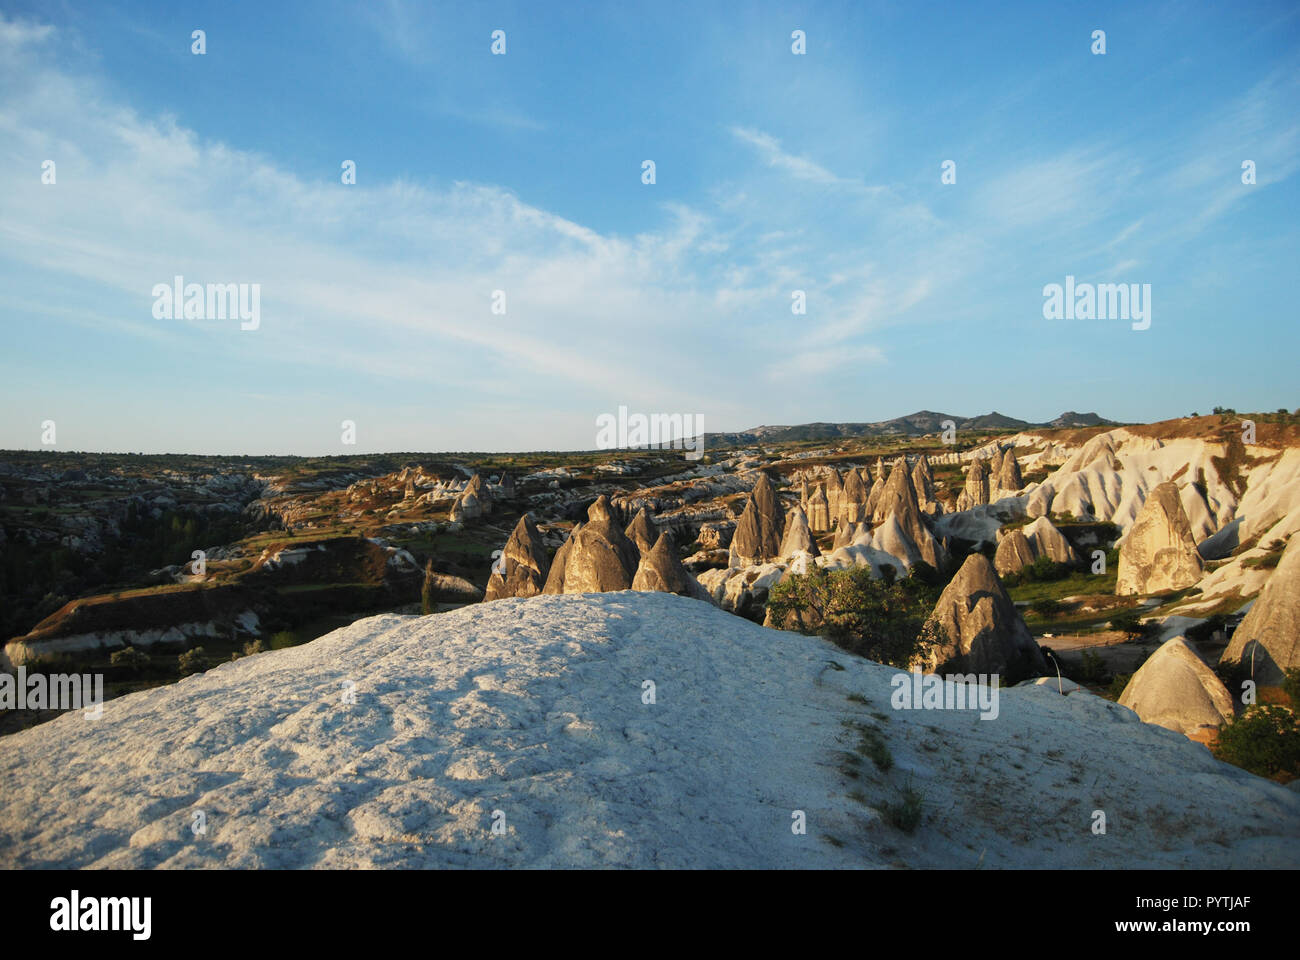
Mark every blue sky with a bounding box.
[0,1,1297,455]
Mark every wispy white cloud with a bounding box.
[975,150,1123,230]
[0,15,53,47]
[768,343,886,381]
[730,126,886,196]
[1109,220,1144,247]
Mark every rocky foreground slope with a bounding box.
[2,593,1296,869]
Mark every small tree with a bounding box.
[1110,612,1152,639]
[767,565,940,667]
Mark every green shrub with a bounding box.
[1109,613,1155,639]
[1213,706,1300,780]
[270,631,300,650]
[1017,556,1072,584]
[1107,672,1133,700]
[1073,649,1108,684]
[1186,614,1229,643]
[858,726,893,771]
[1093,522,1122,546]
[1110,612,1139,634]
[1216,657,1252,694]
[1283,668,1300,707]
[909,560,941,587]
[177,647,209,677]
[110,645,150,673]
[1030,597,1064,618]
[421,559,437,614]
[882,781,924,833]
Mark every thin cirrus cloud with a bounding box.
[729,125,887,196]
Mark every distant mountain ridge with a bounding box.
[706,410,1117,446]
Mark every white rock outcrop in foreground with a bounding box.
[2,593,1296,869]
